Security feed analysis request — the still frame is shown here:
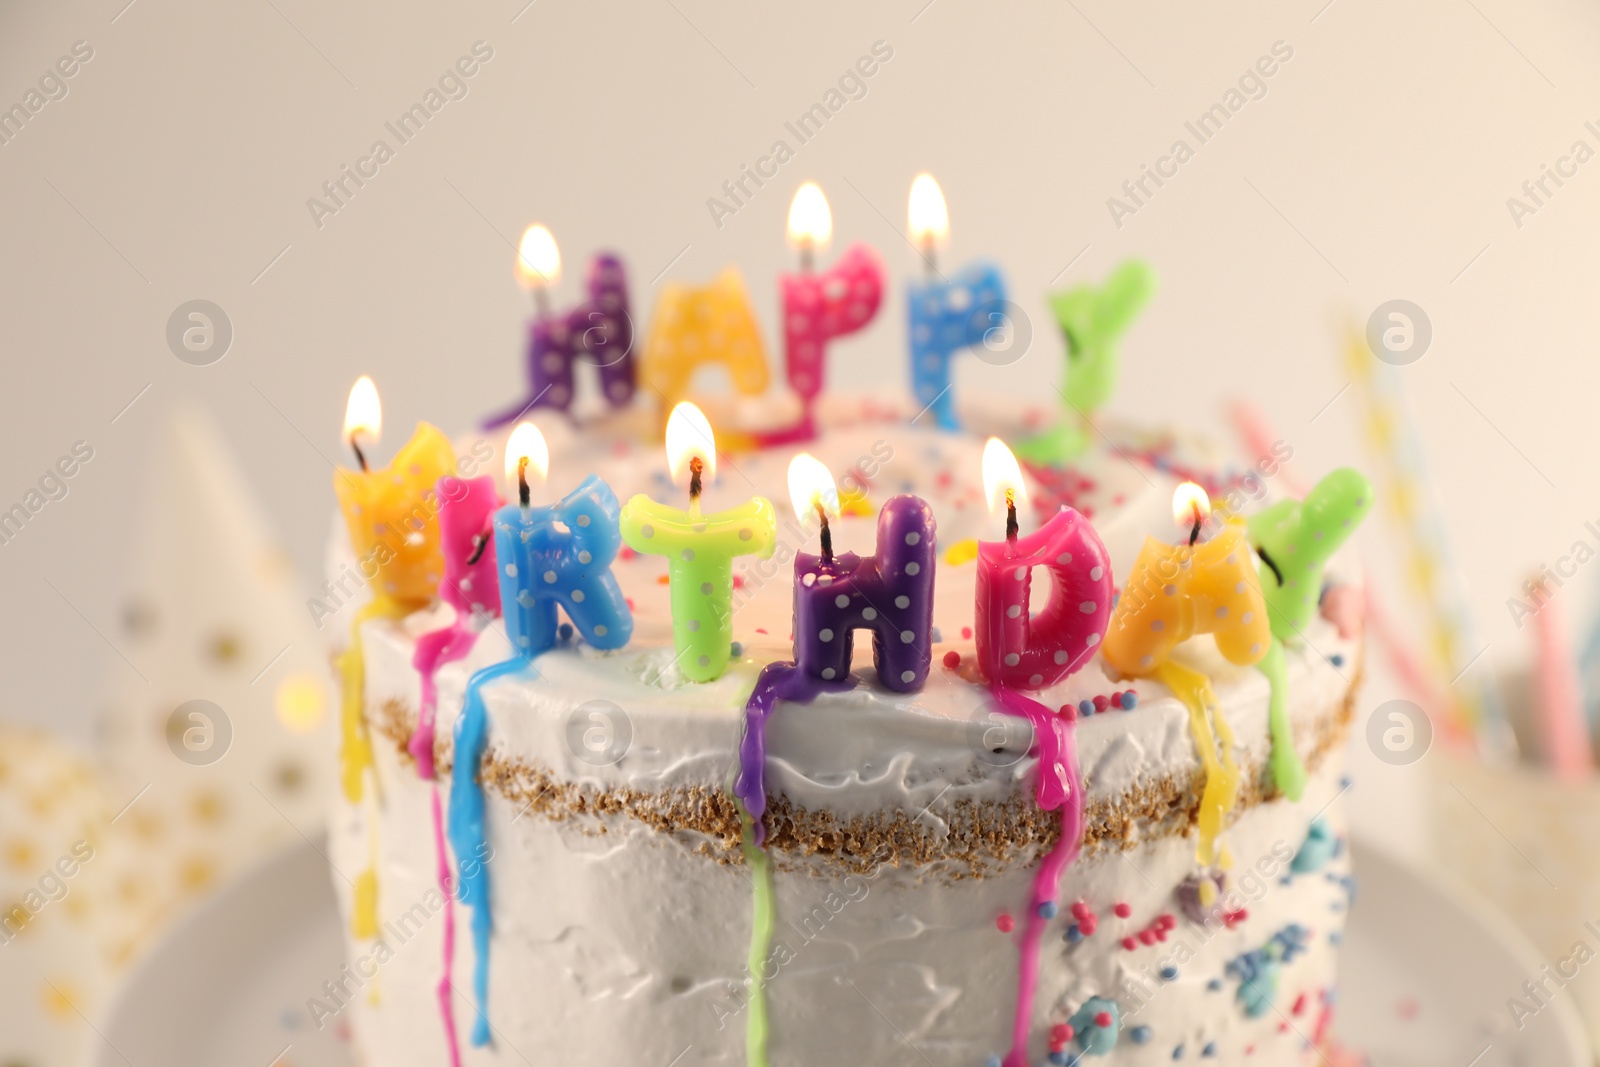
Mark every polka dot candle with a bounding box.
[908,260,1007,432]
[1101,513,1270,677]
[974,505,1114,690]
[640,268,769,420]
[793,495,936,691]
[484,253,634,426]
[493,474,633,657]
[772,242,884,442]
[619,404,777,683]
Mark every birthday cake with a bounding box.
[320,230,1370,1066]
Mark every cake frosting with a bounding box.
[323,392,1362,1066]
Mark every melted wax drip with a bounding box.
[1153,660,1240,866]
[447,657,534,1047]
[733,661,851,846]
[1256,639,1307,801]
[993,686,1084,1067]
[337,598,409,939]
[411,621,485,1067]
[732,660,851,1065]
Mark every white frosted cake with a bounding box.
[323,392,1362,1067]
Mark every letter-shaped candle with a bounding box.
[1102,483,1270,865]
[331,377,456,939]
[409,472,502,1067]
[972,438,1113,1067]
[788,455,936,690]
[1016,259,1157,463]
[906,174,1009,432]
[448,423,633,1048]
[619,402,777,682]
[974,438,1114,690]
[640,269,770,418]
[1247,467,1373,798]
[486,228,634,424]
[492,422,633,654]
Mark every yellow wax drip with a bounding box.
[1154,660,1240,866]
[337,598,408,939]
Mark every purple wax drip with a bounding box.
[733,662,851,845]
[794,495,936,691]
[485,253,634,426]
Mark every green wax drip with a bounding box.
[1256,639,1306,801]
[1247,467,1372,803]
[740,806,773,1067]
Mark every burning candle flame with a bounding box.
[907,173,949,249]
[786,452,840,525]
[515,224,562,289]
[504,421,550,497]
[665,401,716,488]
[1171,481,1211,532]
[981,437,1028,519]
[343,375,382,448]
[786,182,833,251]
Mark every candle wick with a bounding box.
[466,532,490,566]
[815,502,832,563]
[350,435,369,473]
[533,287,552,320]
[518,456,531,509]
[921,238,937,278]
[1256,545,1284,587]
[1189,505,1202,547]
[1005,490,1018,544]
[688,455,704,504]
[799,244,814,275]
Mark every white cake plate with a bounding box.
[91,838,1587,1067]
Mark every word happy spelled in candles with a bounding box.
[705,40,895,230]
[306,41,496,230]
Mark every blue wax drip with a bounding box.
[448,656,532,1047]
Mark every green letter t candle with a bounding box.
[620,403,777,682]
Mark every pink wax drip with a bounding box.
[411,620,486,1067]
[993,686,1085,1067]
[410,624,481,778]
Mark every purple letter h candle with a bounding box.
[793,495,936,691]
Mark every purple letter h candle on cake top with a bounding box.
[793,496,936,689]
[734,455,936,843]
[486,226,634,426]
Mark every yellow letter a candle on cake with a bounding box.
[1102,482,1269,866]
[619,402,776,683]
[331,376,455,936]
[640,268,770,420]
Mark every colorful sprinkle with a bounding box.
[943,650,961,669]
[996,913,1015,934]
[1113,901,1132,918]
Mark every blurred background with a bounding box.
[4,0,1600,1062]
